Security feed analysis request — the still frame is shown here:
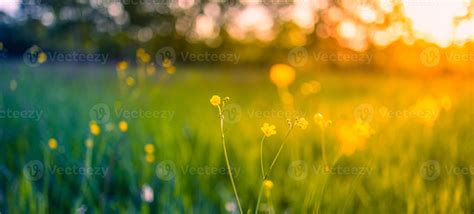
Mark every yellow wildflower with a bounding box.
[261,123,276,137]
[118,120,128,133]
[263,180,274,190]
[145,154,155,163]
[116,61,128,72]
[314,113,332,129]
[295,117,308,129]
[126,76,135,86]
[145,144,155,154]
[48,138,58,150]
[38,52,47,64]
[269,64,296,88]
[165,65,176,74]
[90,121,101,136]
[210,95,221,107]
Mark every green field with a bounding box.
[1,62,473,213]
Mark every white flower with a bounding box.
[141,184,154,202]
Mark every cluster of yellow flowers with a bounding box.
[144,144,155,163]
[136,48,151,63]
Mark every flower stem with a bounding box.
[218,106,243,214]
[263,127,293,180]
[260,135,266,178]
[320,128,328,168]
[255,127,293,213]
[254,182,264,214]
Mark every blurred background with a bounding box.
[1,0,474,213]
[0,0,473,71]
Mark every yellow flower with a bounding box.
[269,64,296,88]
[263,180,274,190]
[48,138,58,150]
[210,95,221,106]
[126,76,135,86]
[314,113,332,129]
[90,121,101,136]
[118,120,128,132]
[38,52,47,64]
[162,58,173,68]
[145,144,155,154]
[85,138,94,148]
[145,154,155,163]
[146,64,156,76]
[299,81,321,96]
[9,79,17,92]
[116,61,128,72]
[261,123,276,137]
[165,65,176,74]
[295,117,308,129]
[354,121,374,138]
[136,48,151,63]
[337,121,373,156]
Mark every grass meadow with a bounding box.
[1,61,474,213]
